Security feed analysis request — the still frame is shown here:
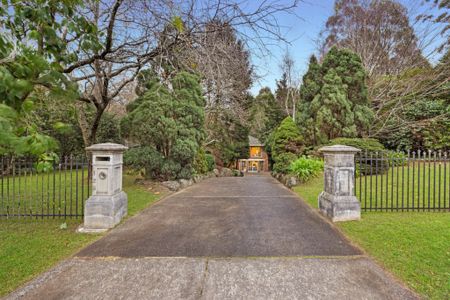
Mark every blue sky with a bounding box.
[247,0,444,95]
[249,0,335,95]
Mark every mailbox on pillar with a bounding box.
[83,143,128,231]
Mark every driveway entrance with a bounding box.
[8,174,417,300]
[77,174,358,257]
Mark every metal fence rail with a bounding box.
[0,156,91,219]
[355,151,449,212]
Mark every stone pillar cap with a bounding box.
[86,143,128,152]
[319,144,361,153]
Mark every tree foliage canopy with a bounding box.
[267,116,304,173]
[298,47,373,145]
[248,87,285,142]
[0,0,99,158]
[122,72,205,180]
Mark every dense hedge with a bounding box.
[272,152,297,174]
[328,137,385,152]
[323,137,406,175]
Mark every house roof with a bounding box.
[249,135,264,147]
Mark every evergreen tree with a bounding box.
[206,109,249,168]
[297,48,373,145]
[275,72,289,109]
[297,55,322,145]
[299,56,322,104]
[321,47,369,107]
[267,117,304,173]
[248,87,284,141]
[121,72,205,180]
[310,69,356,142]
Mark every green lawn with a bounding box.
[0,174,164,297]
[355,162,450,211]
[293,175,450,299]
[1,168,89,218]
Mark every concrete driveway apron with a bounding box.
[7,174,418,300]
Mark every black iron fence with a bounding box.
[0,155,91,219]
[355,151,449,211]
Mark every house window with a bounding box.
[250,147,262,158]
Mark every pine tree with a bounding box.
[297,55,322,145]
[297,48,373,145]
[321,47,368,106]
[121,72,205,180]
[310,69,356,142]
[299,55,322,104]
[275,72,289,110]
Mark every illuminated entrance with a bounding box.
[239,159,265,173]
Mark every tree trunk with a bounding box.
[76,102,91,147]
[76,102,104,147]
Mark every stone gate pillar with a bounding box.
[83,143,128,231]
[318,145,361,222]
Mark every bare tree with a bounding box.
[193,21,253,117]
[316,0,449,138]
[58,0,300,146]
[417,0,450,54]
[322,0,428,78]
[278,50,300,121]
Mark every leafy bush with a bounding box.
[272,152,297,174]
[328,137,385,152]
[124,146,162,178]
[269,117,304,158]
[205,153,216,172]
[232,169,243,177]
[193,149,208,174]
[289,156,324,182]
[386,151,408,167]
[269,117,304,174]
[324,137,388,176]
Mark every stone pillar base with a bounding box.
[84,191,128,230]
[318,191,361,222]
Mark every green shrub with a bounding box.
[289,156,324,182]
[270,117,304,158]
[272,152,297,174]
[124,146,193,180]
[232,169,243,177]
[326,138,388,176]
[205,153,216,172]
[193,149,208,174]
[386,151,408,167]
[269,117,304,174]
[328,137,385,152]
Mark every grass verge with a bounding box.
[0,175,164,297]
[355,163,450,210]
[293,175,450,299]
